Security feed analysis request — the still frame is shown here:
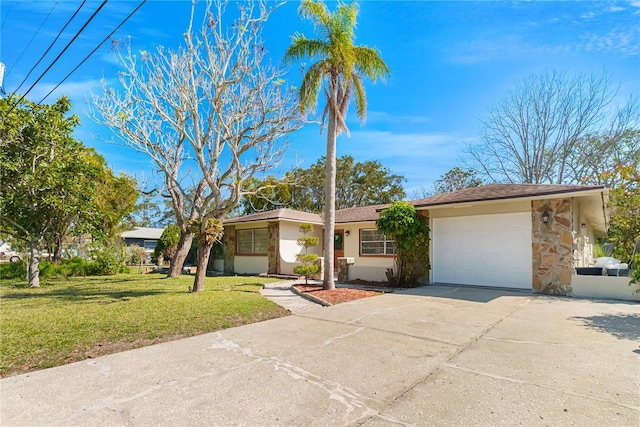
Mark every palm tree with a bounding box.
[284,0,389,290]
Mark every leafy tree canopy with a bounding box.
[241,155,405,214]
[0,95,136,285]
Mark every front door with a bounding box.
[333,229,344,271]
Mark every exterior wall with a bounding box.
[571,275,640,302]
[531,198,573,295]
[427,200,531,219]
[234,256,269,275]
[228,222,268,275]
[278,221,322,275]
[341,221,394,282]
[572,200,597,268]
[223,225,235,274]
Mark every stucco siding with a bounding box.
[426,200,530,218]
[279,221,322,275]
[234,256,268,275]
[340,221,394,282]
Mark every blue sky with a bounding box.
[2,0,639,196]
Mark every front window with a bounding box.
[237,228,269,254]
[360,229,395,256]
[143,240,157,250]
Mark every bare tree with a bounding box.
[467,70,638,184]
[90,0,301,291]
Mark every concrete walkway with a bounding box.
[260,280,322,314]
[2,285,639,426]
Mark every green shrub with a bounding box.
[89,246,127,276]
[0,260,26,280]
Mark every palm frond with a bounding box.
[353,46,390,82]
[351,74,367,122]
[299,0,331,35]
[299,60,328,114]
[283,36,329,64]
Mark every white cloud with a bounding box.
[583,29,639,56]
[335,130,474,191]
[609,6,625,12]
[581,12,597,19]
[27,79,102,104]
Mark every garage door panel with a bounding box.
[433,212,532,289]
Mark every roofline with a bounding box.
[224,214,323,225]
[412,186,607,209]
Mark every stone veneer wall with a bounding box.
[531,198,573,295]
[223,225,235,274]
[267,222,280,275]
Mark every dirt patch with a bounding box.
[293,284,381,305]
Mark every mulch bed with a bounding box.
[293,284,381,305]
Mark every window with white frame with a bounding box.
[360,229,395,256]
[236,228,269,254]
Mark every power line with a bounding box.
[8,0,108,112]
[38,0,147,104]
[1,1,15,28]
[14,0,88,95]
[6,1,60,76]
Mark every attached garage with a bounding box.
[432,212,532,289]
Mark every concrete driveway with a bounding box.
[1,285,639,426]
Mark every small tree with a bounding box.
[293,223,320,284]
[128,244,148,274]
[376,201,430,287]
[154,224,180,263]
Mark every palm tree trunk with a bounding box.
[323,102,337,290]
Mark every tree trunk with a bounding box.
[28,241,40,288]
[323,104,337,290]
[192,238,214,292]
[167,230,193,277]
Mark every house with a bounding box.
[222,184,610,296]
[121,227,165,256]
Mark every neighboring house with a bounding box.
[223,184,610,296]
[121,227,165,256]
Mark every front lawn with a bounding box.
[0,273,288,377]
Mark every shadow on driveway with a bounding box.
[571,313,640,341]
[398,284,533,303]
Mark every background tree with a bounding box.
[154,224,180,263]
[91,0,301,291]
[601,165,640,262]
[284,0,389,290]
[43,150,138,262]
[431,167,483,195]
[1,95,135,286]
[375,201,430,286]
[122,187,164,229]
[293,223,320,284]
[467,70,638,184]
[571,129,640,188]
[241,155,405,214]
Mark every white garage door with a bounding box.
[432,212,532,289]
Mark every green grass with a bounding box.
[0,273,288,377]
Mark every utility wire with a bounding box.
[1,1,15,28]
[6,1,59,76]
[38,0,147,104]
[8,0,108,112]
[14,0,88,94]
